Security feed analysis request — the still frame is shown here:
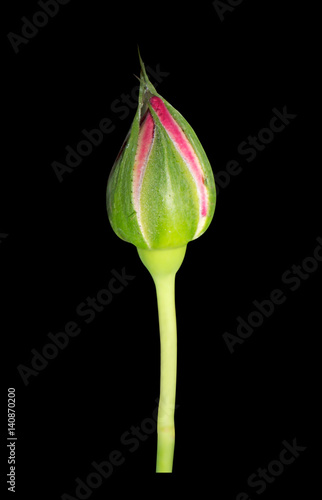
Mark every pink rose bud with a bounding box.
[107,53,216,250]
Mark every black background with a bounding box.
[1,0,320,498]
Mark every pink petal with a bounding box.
[133,111,155,220]
[150,96,208,218]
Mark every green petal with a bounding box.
[140,124,200,249]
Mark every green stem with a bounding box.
[154,271,176,472]
[137,245,187,473]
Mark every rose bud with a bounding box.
[106,54,216,250]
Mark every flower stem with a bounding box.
[137,246,187,473]
[154,271,176,472]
